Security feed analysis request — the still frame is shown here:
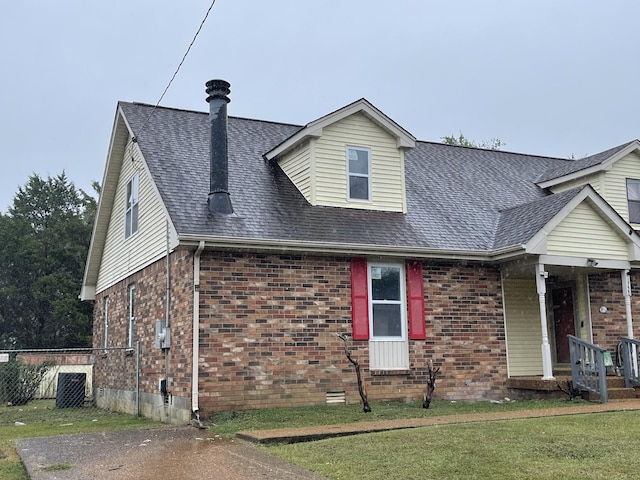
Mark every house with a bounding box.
[81,79,640,423]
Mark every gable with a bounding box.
[546,201,629,259]
[82,105,178,300]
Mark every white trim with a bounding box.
[125,171,139,239]
[367,262,407,341]
[103,296,109,352]
[127,284,135,349]
[346,146,372,202]
[264,98,416,161]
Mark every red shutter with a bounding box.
[350,258,370,340]
[406,260,426,340]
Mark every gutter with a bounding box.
[192,241,205,423]
[176,234,526,262]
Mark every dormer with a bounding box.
[264,99,416,213]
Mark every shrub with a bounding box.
[0,356,53,406]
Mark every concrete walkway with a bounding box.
[16,399,640,479]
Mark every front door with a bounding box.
[552,287,576,364]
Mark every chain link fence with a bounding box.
[0,347,138,412]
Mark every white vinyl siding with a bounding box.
[550,173,604,195]
[602,152,640,225]
[547,201,629,259]
[96,140,169,293]
[279,141,312,203]
[503,278,543,376]
[314,112,405,212]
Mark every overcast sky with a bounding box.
[1,1,639,212]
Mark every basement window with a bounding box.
[347,146,371,201]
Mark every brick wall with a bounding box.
[92,248,194,419]
[196,253,507,414]
[589,270,640,353]
[92,249,509,418]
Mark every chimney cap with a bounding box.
[205,79,231,104]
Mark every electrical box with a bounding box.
[155,320,170,349]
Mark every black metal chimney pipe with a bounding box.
[205,79,234,216]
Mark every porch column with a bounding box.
[622,269,638,376]
[622,269,633,339]
[536,263,554,379]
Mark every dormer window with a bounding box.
[347,146,371,201]
[125,172,139,238]
[627,178,640,223]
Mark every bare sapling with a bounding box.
[338,333,372,413]
[422,359,440,408]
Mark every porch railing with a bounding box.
[568,335,608,403]
[619,337,640,388]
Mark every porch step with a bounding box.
[582,387,637,402]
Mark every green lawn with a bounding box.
[0,400,157,480]
[207,398,580,436]
[267,411,640,479]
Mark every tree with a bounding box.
[442,132,505,150]
[0,173,97,349]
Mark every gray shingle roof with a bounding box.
[119,102,594,254]
[536,141,635,184]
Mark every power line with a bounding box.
[134,0,218,142]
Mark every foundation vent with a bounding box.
[326,391,346,405]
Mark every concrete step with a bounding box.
[582,387,637,402]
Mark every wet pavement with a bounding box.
[16,399,640,479]
[16,427,329,480]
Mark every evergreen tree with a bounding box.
[0,173,97,348]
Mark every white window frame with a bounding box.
[103,296,109,352]
[125,172,139,239]
[127,284,135,349]
[627,178,640,224]
[367,262,407,341]
[346,146,371,202]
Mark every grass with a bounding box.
[0,400,157,480]
[206,398,583,436]
[267,411,640,479]
[1,398,632,480]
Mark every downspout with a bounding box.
[192,241,205,424]
[165,220,171,382]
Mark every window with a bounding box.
[351,258,425,341]
[350,259,425,370]
[125,172,139,238]
[347,146,371,201]
[369,264,405,339]
[127,284,135,348]
[103,297,109,352]
[627,178,640,224]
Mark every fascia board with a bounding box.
[264,99,416,161]
[537,164,606,189]
[538,254,630,270]
[81,106,132,300]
